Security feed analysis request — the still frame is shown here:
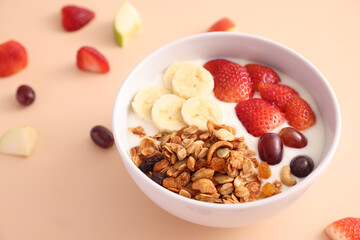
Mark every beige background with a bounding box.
[0,0,359,239]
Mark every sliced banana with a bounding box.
[132,86,170,120]
[163,62,194,92]
[181,96,223,131]
[151,94,187,133]
[172,65,214,99]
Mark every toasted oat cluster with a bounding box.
[130,120,282,204]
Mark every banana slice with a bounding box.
[172,65,214,99]
[163,62,194,92]
[132,86,170,120]
[181,96,223,131]
[152,94,187,133]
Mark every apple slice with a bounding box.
[114,2,142,47]
[207,17,238,32]
[0,126,38,157]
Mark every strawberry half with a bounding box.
[203,58,234,77]
[0,40,28,77]
[325,217,360,240]
[207,17,237,32]
[61,5,95,32]
[235,98,285,137]
[285,96,316,130]
[245,64,280,91]
[258,82,299,112]
[214,62,253,102]
[76,46,110,74]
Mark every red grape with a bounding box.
[279,127,307,148]
[16,85,35,105]
[258,133,283,165]
[90,125,114,148]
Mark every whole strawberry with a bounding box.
[245,64,280,91]
[285,96,316,130]
[214,62,253,102]
[61,5,95,32]
[235,98,285,137]
[258,82,298,112]
[203,58,234,77]
[0,40,27,77]
[325,217,360,240]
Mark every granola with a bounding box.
[129,120,283,204]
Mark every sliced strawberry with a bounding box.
[325,217,360,240]
[285,96,316,130]
[208,17,237,32]
[235,98,285,137]
[214,62,253,102]
[245,64,280,91]
[0,40,27,77]
[258,82,299,112]
[61,5,95,32]
[76,46,110,74]
[203,58,234,77]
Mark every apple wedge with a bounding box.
[0,126,38,157]
[114,2,142,47]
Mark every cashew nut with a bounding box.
[207,141,233,163]
[280,166,297,186]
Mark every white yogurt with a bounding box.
[126,58,325,190]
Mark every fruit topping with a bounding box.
[163,62,194,92]
[258,82,298,112]
[285,96,316,130]
[203,58,234,77]
[245,64,280,91]
[151,171,167,185]
[76,46,110,74]
[90,125,114,148]
[181,96,223,131]
[131,86,169,121]
[261,182,275,197]
[325,217,360,240]
[207,17,238,32]
[151,94,186,133]
[171,64,214,99]
[61,5,95,32]
[0,40,27,77]
[278,127,308,148]
[258,133,283,165]
[258,161,271,179]
[16,85,35,106]
[290,155,314,177]
[0,126,38,157]
[235,98,285,137]
[114,2,142,47]
[138,154,163,173]
[214,62,253,102]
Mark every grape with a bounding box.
[90,125,114,148]
[290,155,314,177]
[258,133,283,165]
[16,85,35,105]
[279,127,308,148]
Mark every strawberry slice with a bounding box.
[235,98,285,137]
[61,5,95,32]
[76,46,110,74]
[213,62,253,102]
[245,64,280,91]
[325,217,360,240]
[285,96,316,130]
[0,40,27,77]
[203,58,234,77]
[258,82,299,112]
[208,17,237,32]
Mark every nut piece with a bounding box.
[280,166,297,186]
[214,129,235,141]
[191,168,215,182]
[192,179,217,194]
[207,141,233,163]
[216,147,230,158]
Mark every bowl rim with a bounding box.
[112,31,341,210]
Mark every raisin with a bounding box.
[138,154,163,173]
[151,171,166,185]
[210,157,225,172]
[261,182,275,197]
[258,161,271,179]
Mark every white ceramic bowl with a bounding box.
[112,32,341,228]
